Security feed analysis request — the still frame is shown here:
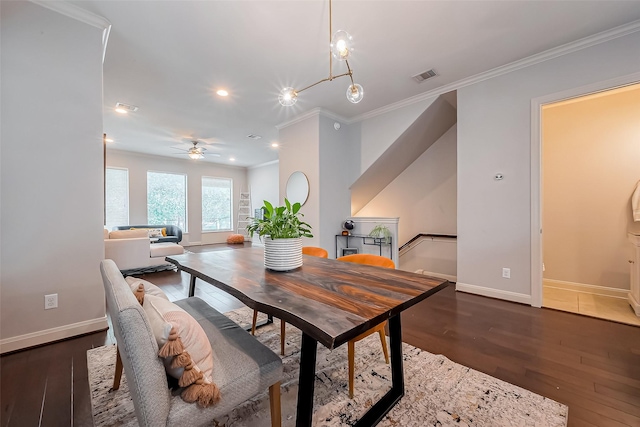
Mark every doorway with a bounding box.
[531,75,640,326]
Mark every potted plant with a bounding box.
[247,199,313,271]
[368,224,392,244]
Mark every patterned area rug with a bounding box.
[88,307,568,427]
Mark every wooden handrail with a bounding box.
[399,233,457,252]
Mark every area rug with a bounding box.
[88,308,568,427]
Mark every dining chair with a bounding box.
[251,246,329,355]
[337,253,395,398]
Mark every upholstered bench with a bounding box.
[100,259,282,426]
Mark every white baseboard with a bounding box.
[414,269,457,283]
[543,279,628,299]
[628,292,640,316]
[0,316,108,354]
[456,282,532,305]
[183,241,201,247]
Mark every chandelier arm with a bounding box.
[296,77,332,94]
[329,0,333,78]
[345,59,355,86]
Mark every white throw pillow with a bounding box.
[125,276,169,301]
[148,228,164,238]
[142,294,219,407]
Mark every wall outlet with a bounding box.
[502,268,511,279]
[45,293,58,310]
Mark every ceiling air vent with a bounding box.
[412,69,437,83]
[246,134,262,140]
[115,102,139,112]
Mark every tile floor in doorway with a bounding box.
[543,286,640,326]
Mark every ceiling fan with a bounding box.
[172,139,220,160]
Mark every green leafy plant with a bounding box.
[247,199,313,240]
[368,224,391,244]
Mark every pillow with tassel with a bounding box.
[125,276,169,304]
[142,294,220,407]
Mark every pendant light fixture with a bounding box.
[278,0,363,106]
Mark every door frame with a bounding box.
[530,71,640,308]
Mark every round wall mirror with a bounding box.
[286,171,309,206]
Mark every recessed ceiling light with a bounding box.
[216,89,229,97]
[115,102,138,114]
[229,157,236,162]
[271,143,279,148]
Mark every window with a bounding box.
[202,177,232,231]
[147,171,187,230]
[105,167,129,229]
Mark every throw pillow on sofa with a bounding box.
[143,294,220,408]
[125,276,170,304]
[130,227,167,238]
[109,229,149,239]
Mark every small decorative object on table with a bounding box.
[343,219,355,235]
[369,224,392,244]
[247,199,313,271]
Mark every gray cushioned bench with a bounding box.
[100,259,282,426]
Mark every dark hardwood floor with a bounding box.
[2,243,639,426]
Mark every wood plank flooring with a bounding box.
[2,243,639,426]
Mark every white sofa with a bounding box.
[104,228,185,273]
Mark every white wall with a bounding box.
[278,116,321,247]
[457,30,640,303]
[357,125,457,246]
[360,98,436,172]
[319,116,360,257]
[248,160,279,216]
[0,2,107,352]
[106,149,248,245]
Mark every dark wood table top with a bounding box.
[167,247,448,349]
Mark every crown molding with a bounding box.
[275,108,350,130]
[248,159,279,170]
[351,18,640,123]
[31,1,111,30]
[31,1,111,63]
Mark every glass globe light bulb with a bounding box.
[278,87,298,106]
[346,83,364,104]
[189,151,202,160]
[331,30,353,60]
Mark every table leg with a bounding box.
[295,332,317,427]
[353,314,404,427]
[188,274,197,297]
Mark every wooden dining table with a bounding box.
[166,247,448,427]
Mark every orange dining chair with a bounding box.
[302,246,329,258]
[337,253,395,398]
[251,246,329,355]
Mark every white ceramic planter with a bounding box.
[263,237,303,271]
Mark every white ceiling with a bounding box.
[70,1,640,167]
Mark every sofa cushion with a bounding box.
[125,276,170,303]
[110,229,149,239]
[150,242,184,258]
[143,294,220,407]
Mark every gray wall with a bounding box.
[278,115,321,247]
[1,2,107,352]
[319,116,360,257]
[248,161,280,218]
[457,29,640,303]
